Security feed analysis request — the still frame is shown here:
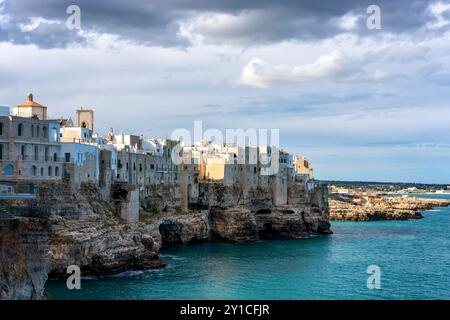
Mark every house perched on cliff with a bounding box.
[0,94,63,183]
[0,93,319,224]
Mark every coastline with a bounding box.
[329,191,450,221]
[0,179,331,300]
[45,202,450,300]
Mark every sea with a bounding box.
[45,194,450,300]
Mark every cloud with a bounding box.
[338,12,361,31]
[1,1,450,182]
[19,17,60,32]
[238,51,359,88]
[426,1,450,29]
[0,0,444,49]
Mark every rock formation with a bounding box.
[329,193,450,221]
[0,217,51,300]
[1,180,331,299]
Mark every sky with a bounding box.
[0,0,450,183]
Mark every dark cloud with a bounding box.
[0,0,443,48]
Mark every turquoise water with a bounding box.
[46,194,450,300]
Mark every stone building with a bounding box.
[0,94,62,182]
[76,108,94,132]
[294,156,314,180]
[61,142,100,187]
[11,93,47,120]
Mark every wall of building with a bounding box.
[60,143,99,186]
[0,115,62,182]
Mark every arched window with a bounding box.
[34,146,39,161]
[36,125,40,138]
[40,167,44,176]
[48,166,52,176]
[42,126,48,138]
[53,153,58,162]
[18,123,23,136]
[3,164,14,176]
[52,128,58,142]
[45,147,49,161]
[55,166,60,177]
[31,165,37,176]
[31,125,34,137]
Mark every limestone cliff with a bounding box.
[36,182,165,277]
[0,217,51,300]
[329,194,450,221]
[206,182,331,242]
[1,180,331,299]
[0,181,164,300]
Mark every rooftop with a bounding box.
[15,93,47,108]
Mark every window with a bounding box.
[0,144,3,160]
[139,163,143,172]
[65,153,70,162]
[31,166,37,176]
[40,167,44,176]
[53,153,57,162]
[42,126,48,138]
[150,164,155,169]
[3,164,14,176]
[21,145,26,160]
[48,166,52,176]
[18,123,23,136]
[34,146,39,161]
[31,125,34,137]
[36,125,39,138]
[45,147,49,161]
[55,166,59,177]
[52,128,58,142]
[0,122,3,135]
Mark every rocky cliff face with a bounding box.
[206,182,331,242]
[0,218,51,300]
[140,182,331,244]
[157,212,210,247]
[1,182,164,292]
[1,180,331,299]
[37,182,165,278]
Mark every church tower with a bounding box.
[76,107,94,132]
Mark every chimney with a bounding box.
[27,93,33,102]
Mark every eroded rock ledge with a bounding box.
[143,182,331,245]
[329,194,450,221]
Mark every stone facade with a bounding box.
[0,114,62,182]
